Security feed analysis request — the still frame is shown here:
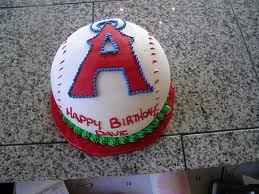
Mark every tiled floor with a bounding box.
[183,129,259,169]
[230,0,259,76]
[0,3,93,144]
[0,0,258,182]
[93,0,259,134]
[0,137,183,182]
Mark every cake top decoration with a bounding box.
[50,18,175,156]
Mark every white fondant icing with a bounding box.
[51,19,170,136]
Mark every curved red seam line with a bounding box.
[147,35,160,101]
[58,39,67,103]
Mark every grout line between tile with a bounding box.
[180,135,188,170]
[0,2,92,9]
[1,127,258,147]
[160,134,179,137]
[92,2,95,23]
[0,0,128,9]
[0,141,67,147]
[162,126,259,137]
[227,0,259,81]
[0,135,180,147]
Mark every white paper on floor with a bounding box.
[66,172,192,194]
[14,180,69,194]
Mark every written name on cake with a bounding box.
[65,104,159,137]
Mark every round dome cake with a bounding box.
[50,18,174,156]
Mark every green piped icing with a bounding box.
[61,103,171,146]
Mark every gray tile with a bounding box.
[183,129,259,169]
[116,136,184,175]
[230,0,259,77]
[8,0,122,7]
[0,0,12,7]
[0,136,184,182]
[0,4,93,144]
[94,0,259,134]
[8,0,79,6]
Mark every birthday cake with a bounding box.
[50,18,174,156]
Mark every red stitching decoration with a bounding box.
[50,84,175,156]
[148,33,160,102]
[56,38,68,106]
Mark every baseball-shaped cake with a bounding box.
[51,18,174,156]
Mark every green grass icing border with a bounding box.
[61,103,171,146]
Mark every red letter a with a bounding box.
[69,24,153,98]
